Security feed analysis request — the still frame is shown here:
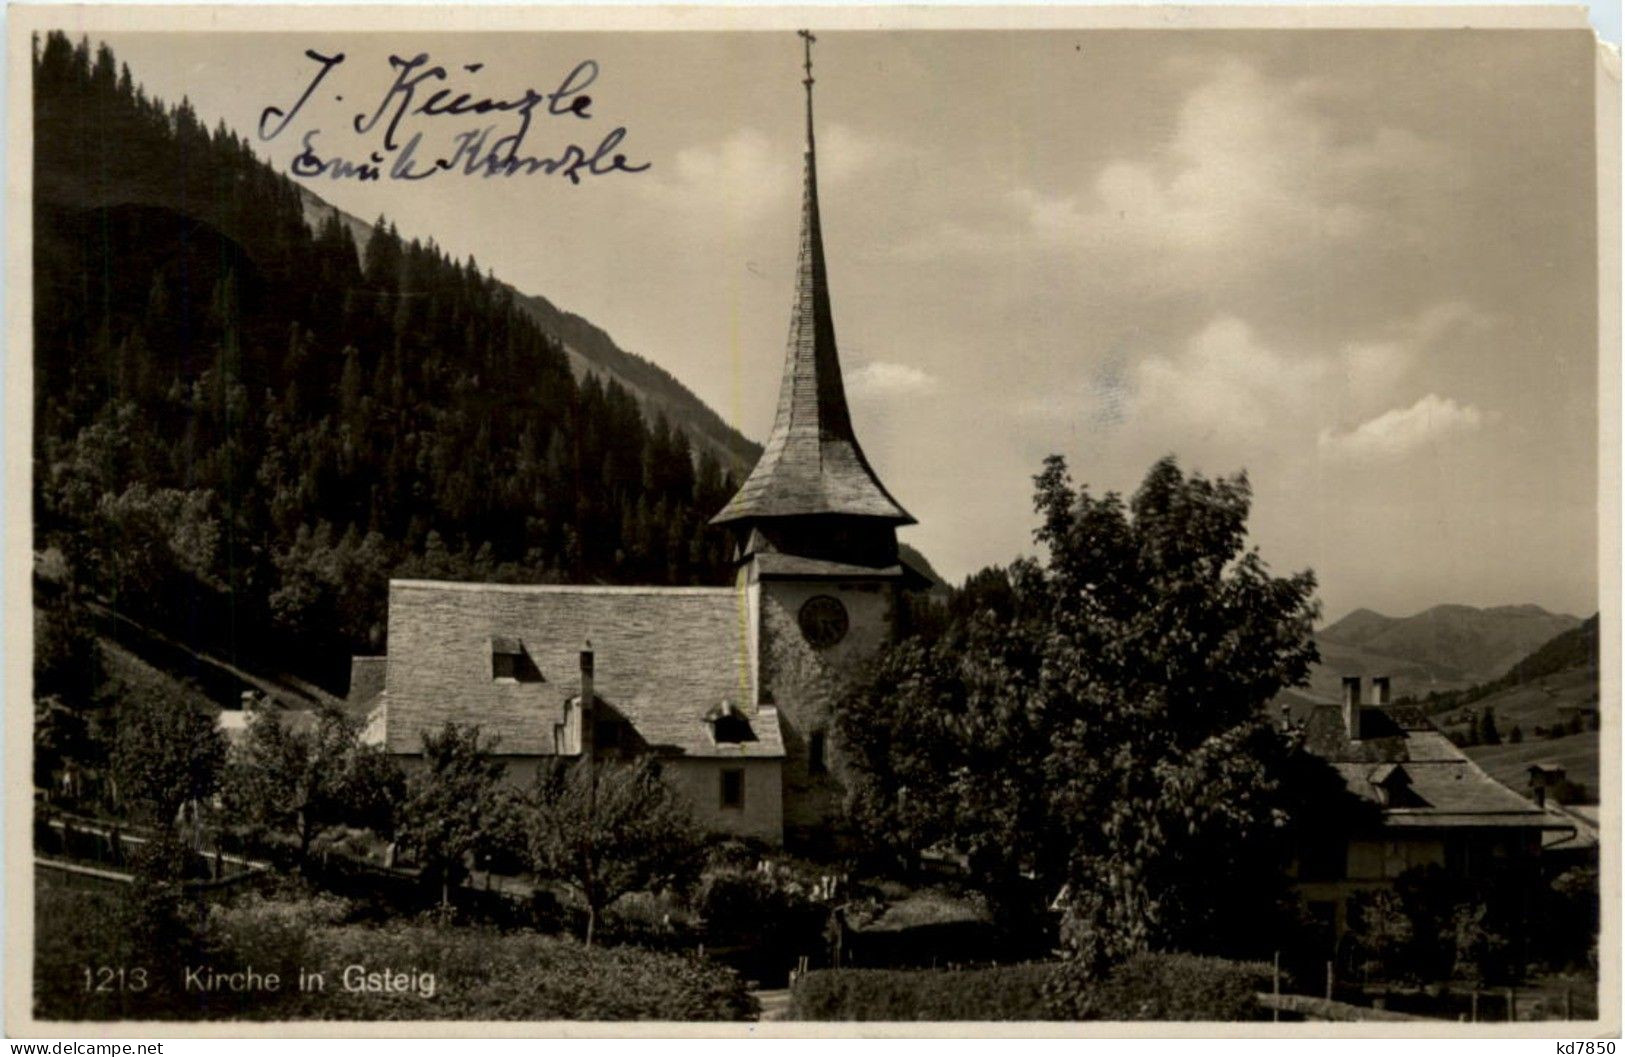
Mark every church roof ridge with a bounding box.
[390,579,737,597]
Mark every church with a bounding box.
[350,35,928,849]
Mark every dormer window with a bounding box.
[490,636,542,683]
[1368,763,1417,807]
[706,700,758,745]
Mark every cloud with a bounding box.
[1066,60,1452,260]
[1131,317,1322,438]
[1317,393,1485,462]
[894,56,1456,290]
[1015,301,1495,479]
[848,361,939,398]
[633,129,794,223]
[1335,301,1492,402]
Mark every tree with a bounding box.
[1448,903,1509,986]
[1481,707,1502,746]
[1509,724,1523,744]
[111,692,226,828]
[840,455,1321,978]
[526,756,704,946]
[221,705,404,863]
[336,741,409,838]
[396,723,510,906]
[1347,888,1418,984]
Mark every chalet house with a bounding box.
[349,45,925,850]
[1289,675,1566,944]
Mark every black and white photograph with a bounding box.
[7,5,1617,1034]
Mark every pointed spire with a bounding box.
[713,33,913,527]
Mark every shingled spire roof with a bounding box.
[712,33,914,527]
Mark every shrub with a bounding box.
[1047,952,1270,1021]
[38,883,757,1021]
[694,865,829,984]
[789,964,1058,1021]
[34,871,219,1020]
[277,923,758,1020]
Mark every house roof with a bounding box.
[1303,704,1556,830]
[710,91,912,527]
[348,656,387,705]
[380,580,779,759]
[216,705,322,746]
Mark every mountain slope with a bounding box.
[32,33,738,689]
[298,189,762,482]
[1313,603,1580,693]
[1433,616,1600,802]
[1284,603,1584,705]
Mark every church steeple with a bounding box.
[712,32,913,529]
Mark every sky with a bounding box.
[87,27,1603,623]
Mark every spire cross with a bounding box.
[798,29,816,89]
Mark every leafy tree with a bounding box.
[526,756,704,946]
[111,691,226,828]
[1448,903,1508,986]
[1347,888,1418,984]
[221,705,404,863]
[840,455,1321,977]
[1549,866,1599,970]
[396,723,511,905]
[336,741,409,838]
[1348,866,1522,986]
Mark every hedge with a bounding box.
[789,953,1273,1021]
[1051,952,1272,1021]
[35,880,757,1021]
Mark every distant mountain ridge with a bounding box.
[298,189,762,481]
[1289,603,1583,704]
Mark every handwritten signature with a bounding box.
[259,50,651,185]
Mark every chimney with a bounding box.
[1372,676,1391,706]
[1342,676,1362,740]
[579,640,595,711]
[578,640,595,757]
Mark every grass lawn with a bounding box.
[100,638,222,715]
[1435,665,1597,741]
[1465,731,1598,801]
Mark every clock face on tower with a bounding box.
[798,595,849,649]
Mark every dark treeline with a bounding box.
[32,32,736,690]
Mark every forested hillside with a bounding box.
[293,188,763,480]
[32,32,737,690]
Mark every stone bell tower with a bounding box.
[710,31,923,850]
